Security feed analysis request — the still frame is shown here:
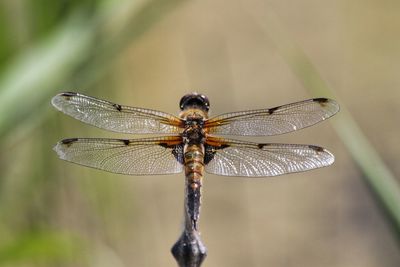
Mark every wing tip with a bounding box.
[53,142,64,159]
[51,92,78,110]
[51,95,61,111]
[313,98,340,115]
[53,138,78,160]
[308,145,335,166]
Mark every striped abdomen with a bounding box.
[184,144,205,230]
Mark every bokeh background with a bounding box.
[1,0,400,266]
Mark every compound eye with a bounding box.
[179,93,210,111]
[200,95,210,111]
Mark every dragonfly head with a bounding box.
[180,93,210,112]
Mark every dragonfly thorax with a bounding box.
[182,118,206,145]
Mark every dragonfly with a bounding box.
[52,92,339,265]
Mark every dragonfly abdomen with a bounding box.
[184,144,205,230]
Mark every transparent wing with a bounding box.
[205,98,339,136]
[204,137,334,177]
[53,136,184,175]
[52,92,183,134]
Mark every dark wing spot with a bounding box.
[313,98,329,107]
[308,145,325,153]
[158,143,169,148]
[268,106,279,114]
[172,144,184,164]
[159,143,184,164]
[120,139,130,145]
[60,92,77,100]
[204,144,230,164]
[61,138,78,147]
[113,103,122,111]
[257,143,273,149]
[204,145,215,165]
[220,144,230,149]
[60,92,77,97]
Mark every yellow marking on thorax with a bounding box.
[179,108,209,120]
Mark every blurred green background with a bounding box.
[1,0,400,266]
